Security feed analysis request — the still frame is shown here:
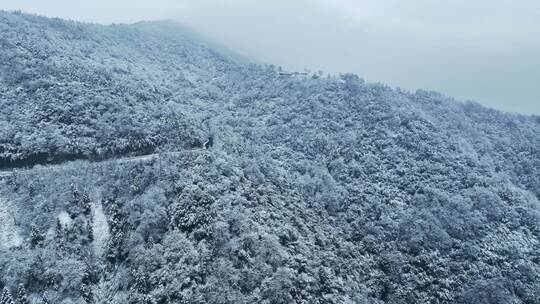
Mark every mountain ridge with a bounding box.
[0,11,539,304]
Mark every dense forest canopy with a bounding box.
[0,11,539,304]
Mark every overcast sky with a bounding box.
[1,0,539,114]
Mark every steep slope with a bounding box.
[0,11,539,304]
[0,13,220,168]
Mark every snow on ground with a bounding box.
[92,199,110,257]
[0,199,23,249]
[57,211,73,228]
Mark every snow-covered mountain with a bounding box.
[0,11,539,304]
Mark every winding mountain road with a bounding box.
[0,150,202,178]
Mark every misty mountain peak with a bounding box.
[0,11,539,304]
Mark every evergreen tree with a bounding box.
[30,224,44,248]
[54,219,66,254]
[80,270,94,303]
[41,293,50,304]
[54,219,63,240]
[82,191,92,216]
[16,284,28,304]
[80,285,93,303]
[87,221,94,243]
[67,185,83,218]
[146,236,155,249]
[0,287,14,304]
[105,196,125,263]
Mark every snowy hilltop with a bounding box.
[0,11,539,304]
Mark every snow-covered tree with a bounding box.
[0,287,14,304]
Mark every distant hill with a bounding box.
[0,11,539,304]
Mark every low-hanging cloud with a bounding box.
[1,0,539,114]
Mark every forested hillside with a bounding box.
[1,11,539,304]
